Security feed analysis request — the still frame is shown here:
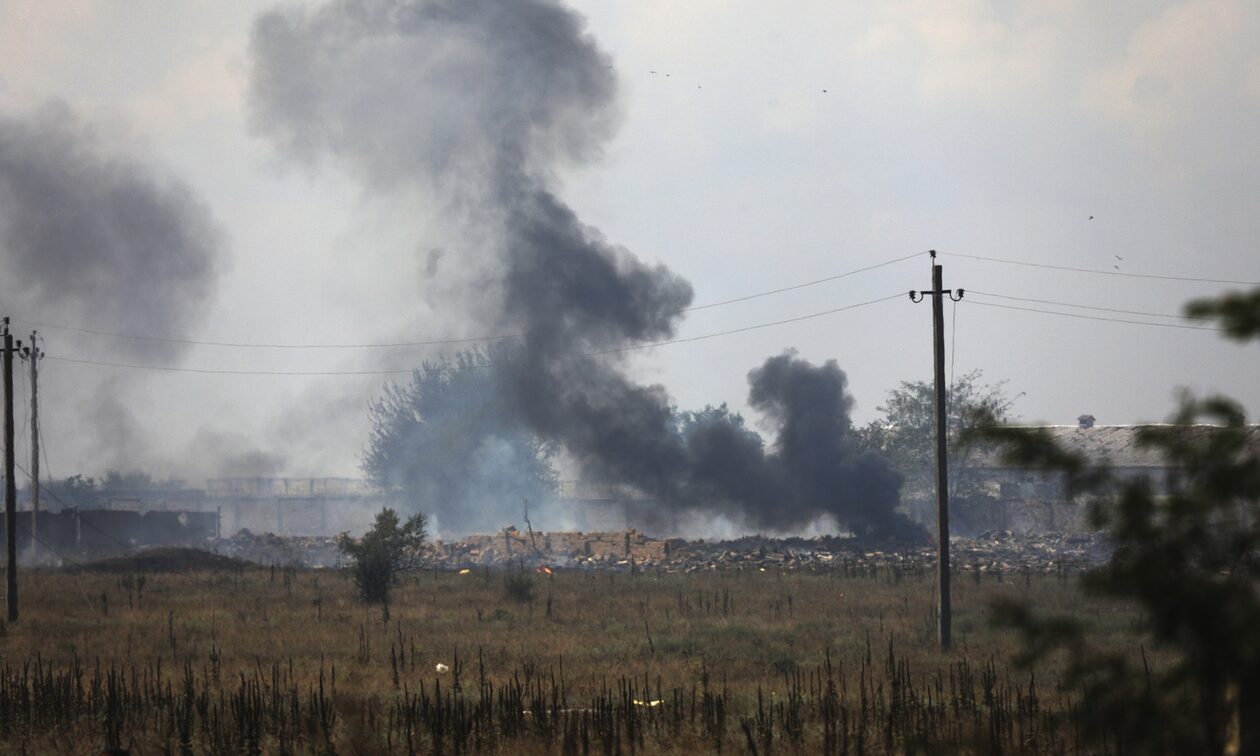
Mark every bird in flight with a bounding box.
[1089,215,1094,220]
[1115,255,1123,261]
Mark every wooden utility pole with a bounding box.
[27,332,40,555]
[3,318,17,622]
[910,251,963,650]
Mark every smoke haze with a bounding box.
[0,101,232,476]
[0,102,223,362]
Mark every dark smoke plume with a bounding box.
[677,352,911,537]
[250,0,920,539]
[0,102,224,361]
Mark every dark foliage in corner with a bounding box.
[972,292,1260,753]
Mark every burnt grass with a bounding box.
[0,563,1152,754]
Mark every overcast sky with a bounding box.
[1,0,1258,483]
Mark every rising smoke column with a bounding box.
[249,0,921,539]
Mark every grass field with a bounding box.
[0,561,1150,754]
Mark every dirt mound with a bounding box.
[77,547,254,573]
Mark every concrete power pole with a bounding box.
[3,319,17,622]
[910,251,964,650]
[28,333,41,556]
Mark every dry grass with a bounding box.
[0,562,1150,754]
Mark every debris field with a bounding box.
[209,526,1109,573]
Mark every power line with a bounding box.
[10,251,924,350]
[14,460,137,554]
[43,356,415,377]
[591,293,904,355]
[42,293,905,375]
[9,318,522,350]
[967,290,1205,320]
[15,521,85,569]
[943,252,1260,286]
[683,251,923,312]
[965,300,1223,332]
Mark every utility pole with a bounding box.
[3,318,18,622]
[910,251,964,650]
[27,333,41,556]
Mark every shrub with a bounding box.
[338,508,427,606]
[503,573,536,603]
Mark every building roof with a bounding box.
[968,424,1260,469]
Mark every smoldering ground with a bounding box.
[249,0,922,539]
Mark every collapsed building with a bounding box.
[209,525,1110,574]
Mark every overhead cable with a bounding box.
[11,251,923,350]
[965,300,1222,332]
[42,293,904,376]
[967,290,1204,321]
[944,252,1260,286]
[683,251,923,311]
[9,318,522,350]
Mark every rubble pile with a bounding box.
[954,530,1110,574]
[432,527,670,568]
[207,526,1109,573]
[583,530,1109,574]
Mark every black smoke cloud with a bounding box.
[0,102,224,361]
[249,0,618,193]
[678,352,910,536]
[250,0,920,538]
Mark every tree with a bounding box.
[859,369,1020,500]
[44,474,98,508]
[362,348,557,534]
[337,508,428,608]
[970,291,1260,753]
[101,470,185,491]
[676,403,762,448]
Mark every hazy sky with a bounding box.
[1,0,1258,482]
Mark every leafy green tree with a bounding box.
[860,369,1020,499]
[337,508,428,608]
[362,348,557,534]
[971,291,1260,753]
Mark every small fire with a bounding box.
[536,566,554,575]
[458,568,471,575]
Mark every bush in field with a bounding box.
[503,572,535,603]
[338,508,427,606]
